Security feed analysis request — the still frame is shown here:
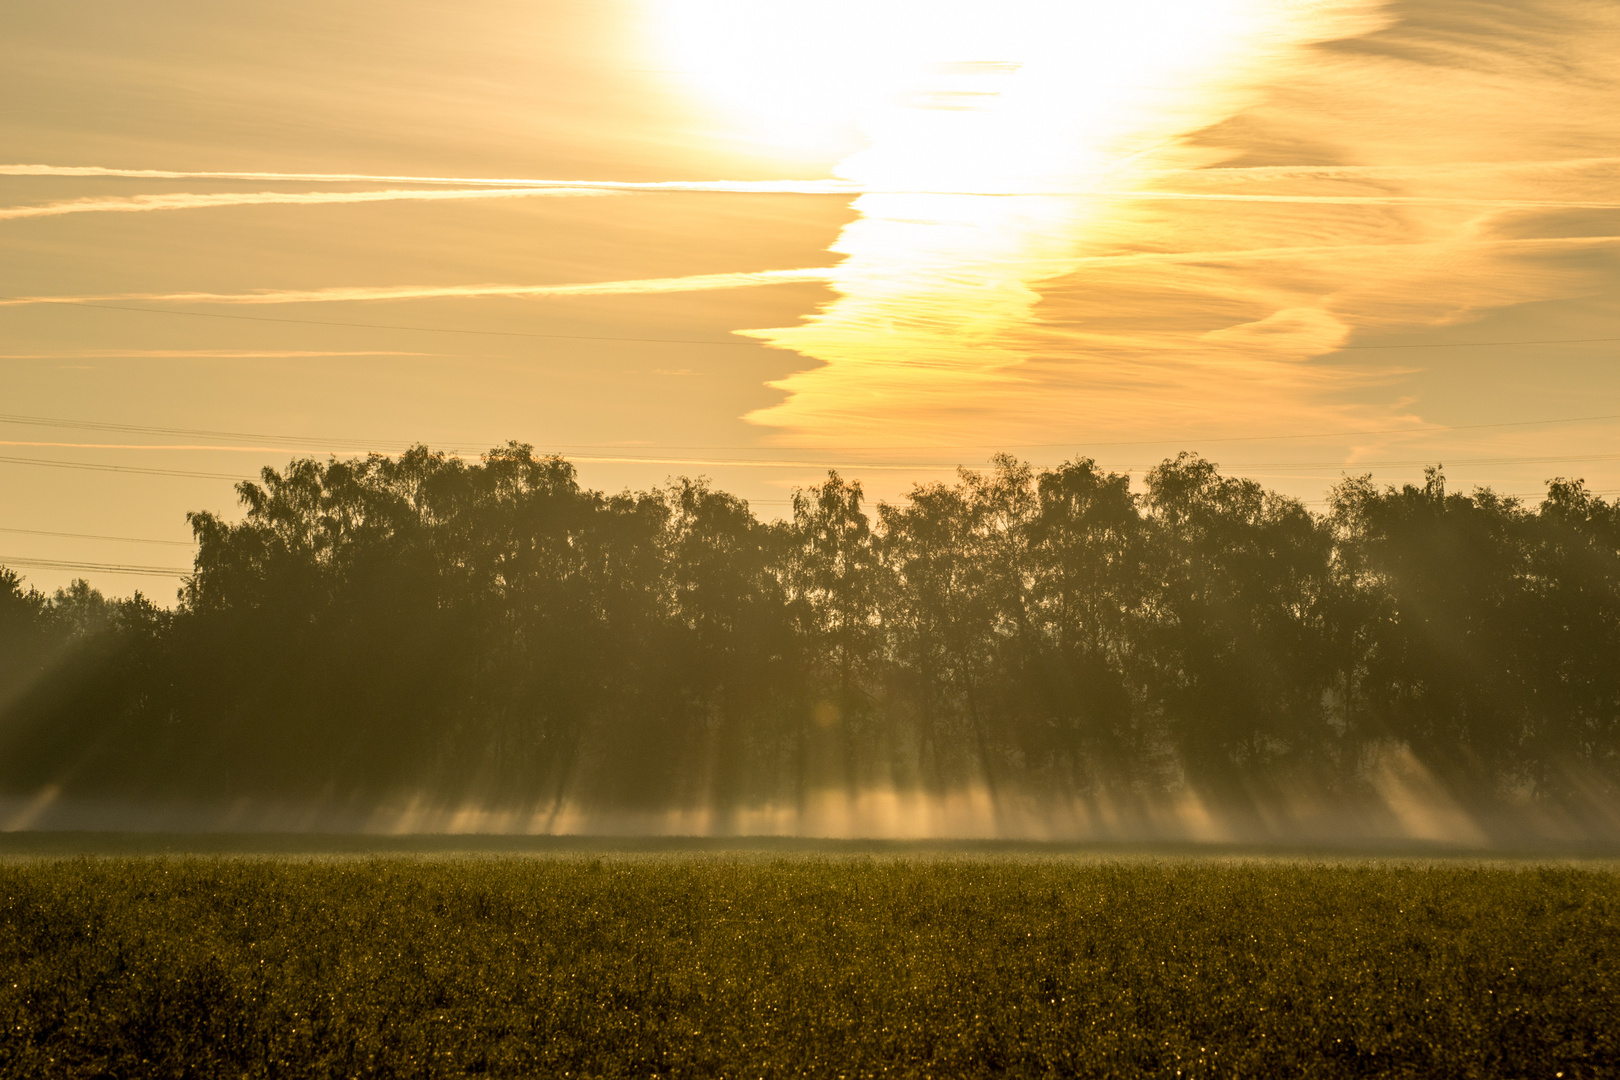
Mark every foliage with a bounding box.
[0,855,1614,1078]
[3,446,1620,814]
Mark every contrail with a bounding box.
[6,186,1613,223]
[1172,157,1620,183]
[2,234,1611,311]
[0,441,967,472]
[1096,192,1620,210]
[1014,233,1620,272]
[0,350,429,359]
[0,187,611,221]
[5,158,1614,197]
[0,164,860,194]
[0,440,352,452]
[6,181,1617,220]
[0,268,841,307]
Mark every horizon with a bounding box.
[0,441,1598,606]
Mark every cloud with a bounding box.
[0,187,611,222]
[1164,157,1620,184]
[1094,191,1620,210]
[0,164,860,194]
[9,235,1615,314]
[741,0,1620,453]
[0,268,841,307]
[0,350,429,359]
[9,162,1612,211]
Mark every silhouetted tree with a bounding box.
[1139,454,1337,800]
[3,445,1618,826]
[788,472,884,800]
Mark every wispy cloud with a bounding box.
[9,158,1613,195]
[0,164,859,194]
[0,268,840,307]
[0,439,962,471]
[0,350,430,359]
[6,236,1615,311]
[1095,192,1620,210]
[0,187,612,222]
[1166,157,1620,184]
[744,0,1620,454]
[0,440,349,453]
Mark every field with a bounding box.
[1,844,1616,1078]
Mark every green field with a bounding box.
[1,848,1615,1078]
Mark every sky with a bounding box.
[2,0,1617,600]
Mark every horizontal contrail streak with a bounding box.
[1099,191,1620,210]
[0,187,611,221]
[0,447,963,473]
[0,441,965,472]
[8,158,1617,191]
[0,440,405,453]
[13,440,1620,474]
[0,350,429,359]
[0,268,840,307]
[2,235,1611,312]
[6,162,1613,207]
[0,164,860,194]
[1019,233,1620,272]
[4,182,1614,222]
[1176,157,1620,182]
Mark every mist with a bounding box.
[3,444,1618,848]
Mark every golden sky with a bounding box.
[2,0,1618,598]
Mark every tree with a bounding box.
[788,472,883,799]
[1142,454,1337,796]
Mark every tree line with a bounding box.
[3,445,1618,823]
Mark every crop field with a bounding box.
[0,849,1615,1078]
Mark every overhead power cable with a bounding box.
[0,455,250,480]
[0,555,191,577]
[0,525,195,546]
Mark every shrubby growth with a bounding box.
[4,857,1614,1076]
[2,445,1618,818]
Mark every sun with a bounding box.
[646,0,1280,187]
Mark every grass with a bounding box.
[0,853,1615,1078]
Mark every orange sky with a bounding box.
[2,0,1618,599]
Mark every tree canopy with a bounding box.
[3,446,1617,833]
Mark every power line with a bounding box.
[0,555,190,577]
[0,455,250,480]
[0,525,195,546]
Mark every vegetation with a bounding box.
[3,446,1619,821]
[0,855,1613,1078]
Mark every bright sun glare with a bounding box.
[650,0,1280,188]
[650,0,1386,443]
